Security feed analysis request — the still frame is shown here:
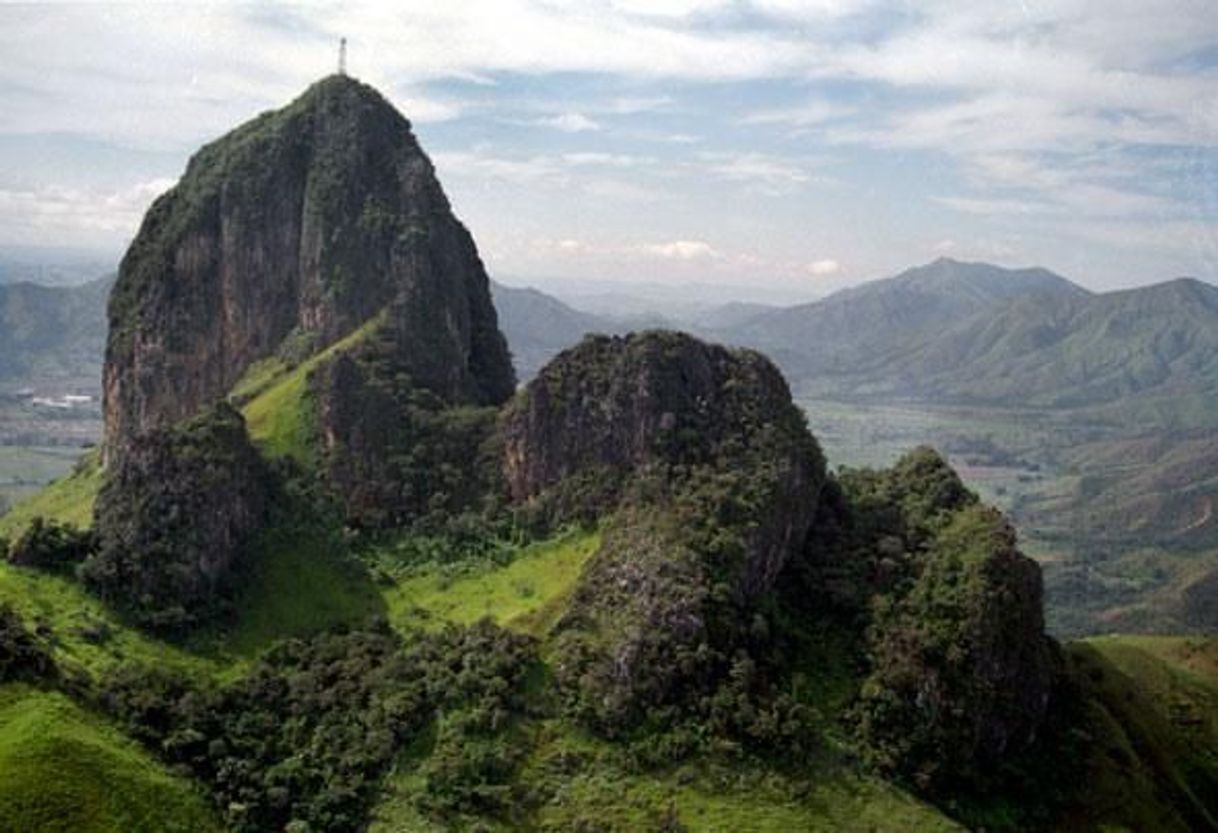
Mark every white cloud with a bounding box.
[432,151,564,184]
[699,152,816,193]
[744,99,854,128]
[561,152,650,168]
[641,240,721,260]
[0,178,176,246]
[536,112,601,132]
[933,195,1057,216]
[807,258,841,276]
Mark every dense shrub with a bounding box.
[0,604,56,684]
[312,333,508,531]
[6,517,96,575]
[83,402,272,633]
[100,620,536,832]
[854,504,1053,796]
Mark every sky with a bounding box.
[1,1,1216,297]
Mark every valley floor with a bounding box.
[802,396,1218,637]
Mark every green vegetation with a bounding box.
[84,403,272,632]
[214,520,385,658]
[308,322,508,528]
[0,684,219,833]
[0,450,101,540]
[238,314,383,466]
[379,529,600,636]
[0,561,221,679]
[0,603,56,684]
[1054,636,1218,832]
[374,721,963,832]
[101,622,535,833]
[6,517,95,575]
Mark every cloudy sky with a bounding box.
[1,1,1216,296]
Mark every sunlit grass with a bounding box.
[0,451,101,540]
[239,313,384,466]
[382,529,601,637]
[0,684,220,833]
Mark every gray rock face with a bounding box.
[103,74,514,464]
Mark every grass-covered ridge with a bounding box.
[238,312,384,465]
[379,528,601,636]
[0,684,220,833]
[1059,635,1218,832]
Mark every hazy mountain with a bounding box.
[817,276,1218,418]
[0,246,116,287]
[726,257,1089,379]
[685,300,778,331]
[0,273,112,391]
[489,281,620,380]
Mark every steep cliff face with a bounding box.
[103,74,513,464]
[310,331,504,529]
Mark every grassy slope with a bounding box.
[0,451,101,540]
[0,560,220,679]
[381,530,601,637]
[1063,635,1218,832]
[209,521,387,661]
[372,728,962,833]
[239,313,384,465]
[0,684,219,833]
[368,528,960,833]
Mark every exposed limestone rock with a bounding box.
[103,74,513,465]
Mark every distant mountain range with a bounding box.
[7,259,1217,426]
[725,257,1089,372]
[489,281,621,381]
[0,246,116,287]
[0,273,112,392]
[697,258,1218,425]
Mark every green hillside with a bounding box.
[0,452,101,541]
[1060,636,1218,831]
[0,684,219,833]
[4,446,1218,831]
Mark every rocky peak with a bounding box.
[102,74,513,464]
[503,330,825,596]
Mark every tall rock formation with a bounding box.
[502,332,827,728]
[103,74,514,465]
[502,331,824,597]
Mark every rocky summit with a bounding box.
[102,74,513,465]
